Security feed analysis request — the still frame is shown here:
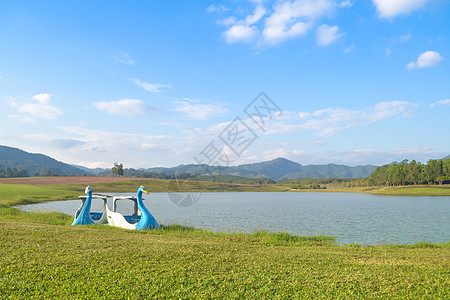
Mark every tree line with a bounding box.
[0,166,86,178]
[104,163,193,179]
[0,166,29,178]
[368,159,450,186]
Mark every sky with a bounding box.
[0,0,449,169]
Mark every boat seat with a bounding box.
[112,196,140,216]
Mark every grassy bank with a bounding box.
[363,185,450,196]
[1,208,449,298]
[0,181,449,297]
[0,183,80,207]
[0,179,288,207]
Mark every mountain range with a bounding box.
[0,145,86,176]
[1,145,448,180]
[135,157,378,179]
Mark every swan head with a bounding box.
[139,185,149,194]
[85,185,92,194]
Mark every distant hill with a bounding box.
[0,145,88,176]
[282,163,377,179]
[443,155,450,160]
[140,157,377,180]
[0,145,378,179]
[71,164,107,175]
[231,158,304,179]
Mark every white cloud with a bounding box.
[0,75,3,79]
[114,53,136,65]
[407,51,443,69]
[329,147,441,165]
[262,0,333,45]
[339,0,353,8]
[77,161,110,169]
[8,115,36,123]
[94,99,156,117]
[245,4,266,25]
[31,93,52,104]
[260,146,443,166]
[130,78,170,93]
[224,25,258,43]
[5,95,17,106]
[22,134,85,149]
[217,0,336,46]
[222,3,265,44]
[259,111,303,135]
[218,16,238,26]
[229,101,417,138]
[371,101,416,119]
[20,103,62,119]
[373,0,431,18]
[57,126,177,168]
[262,148,306,161]
[391,146,433,155]
[55,124,243,168]
[22,133,55,142]
[263,20,312,46]
[298,101,418,136]
[430,99,450,107]
[384,48,392,58]
[7,93,62,122]
[173,98,228,120]
[316,24,343,46]
[206,4,230,13]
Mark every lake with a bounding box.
[19,192,450,245]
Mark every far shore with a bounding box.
[288,185,450,196]
[1,176,450,197]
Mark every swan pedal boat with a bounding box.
[106,186,161,230]
[72,186,108,225]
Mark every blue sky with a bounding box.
[0,0,449,169]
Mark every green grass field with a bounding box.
[0,180,449,298]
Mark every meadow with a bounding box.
[0,179,449,298]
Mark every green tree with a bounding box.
[394,164,406,185]
[434,159,446,184]
[112,163,124,177]
[443,159,450,177]
[406,160,421,185]
[422,159,442,184]
[369,165,389,186]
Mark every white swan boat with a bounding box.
[106,186,161,230]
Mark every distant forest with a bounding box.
[0,166,80,178]
[368,159,450,186]
[98,168,188,179]
[0,166,29,178]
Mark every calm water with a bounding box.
[19,192,450,245]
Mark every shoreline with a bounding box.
[1,176,450,196]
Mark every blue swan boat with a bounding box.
[106,186,160,230]
[72,186,108,225]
